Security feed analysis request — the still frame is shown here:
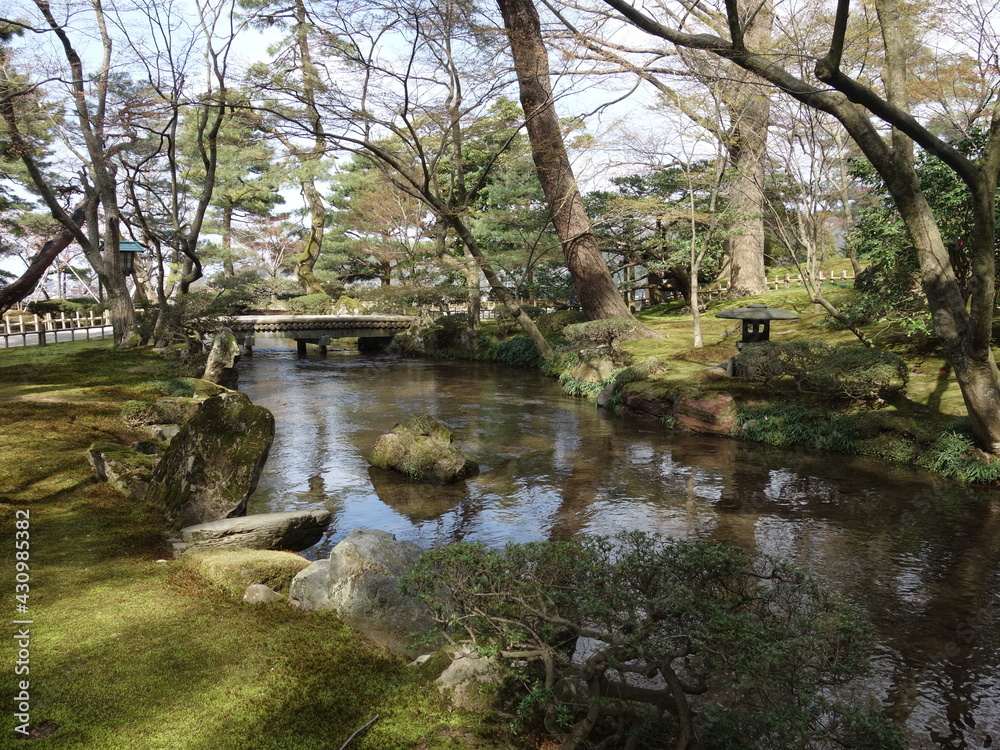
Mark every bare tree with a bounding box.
[593,0,1000,453]
[1,1,138,345]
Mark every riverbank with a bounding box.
[0,340,508,749]
[461,284,995,484]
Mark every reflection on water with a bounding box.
[240,345,1000,749]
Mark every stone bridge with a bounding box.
[228,314,413,355]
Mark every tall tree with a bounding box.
[1,0,137,345]
[324,156,432,287]
[594,0,1000,453]
[496,0,649,323]
[242,0,329,295]
[195,98,286,278]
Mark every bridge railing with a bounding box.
[2,310,113,348]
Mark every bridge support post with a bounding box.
[318,336,330,357]
[243,334,255,357]
[296,339,307,356]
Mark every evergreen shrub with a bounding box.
[735,341,908,400]
[536,309,586,337]
[404,532,903,750]
[285,293,334,314]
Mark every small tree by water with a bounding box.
[404,531,903,750]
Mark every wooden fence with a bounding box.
[1,310,113,348]
[703,269,856,301]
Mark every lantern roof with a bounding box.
[715,302,798,321]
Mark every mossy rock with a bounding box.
[184,378,231,398]
[148,391,276,527]
[369,414,478,484]
[620,381,678,418]
[178,548,310,598]
[121,398,191,428]
[86,441,156,500]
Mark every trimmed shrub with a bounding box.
[562,316,638,348]
[536,309,587,337]
[285,293,334,314]
[735,341,908,401]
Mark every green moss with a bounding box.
[178,548,311,597]
[0,342,506,750]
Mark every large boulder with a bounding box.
[368,414,477,484]
[202,328,241,389]
[570,349,615,383]
[675,393,738,436]
[173,509,332,552]
[289,529,439,657]
[146,391,275,527]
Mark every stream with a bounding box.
[239,344,1000,749]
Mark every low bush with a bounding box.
[738,404,860,452]
[486,335,543,369]
[536,309,587,337]
[601,358,671,411]
[404,532,902,750]
[917,423,1000,483]
[735,341,908,401]
[285,293,334,314]
[433,313,473,350]
[558,370,605,399]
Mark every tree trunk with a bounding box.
[495,0,640,322]
[222,204,235,278]
[718,0,772,297]
[295,178,325,294]
[0,205,87,315]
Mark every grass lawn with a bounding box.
[1,341,508,749]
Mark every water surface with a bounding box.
[240,345,1000,749]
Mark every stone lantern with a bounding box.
[715,303,798,349]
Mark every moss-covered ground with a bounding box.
[0,340,508,749]
[623,283,968,424]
